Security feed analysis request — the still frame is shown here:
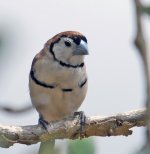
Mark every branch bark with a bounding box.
[0,109,146,148]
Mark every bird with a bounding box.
[29,31,89,154]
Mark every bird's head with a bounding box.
[44,31,89,67]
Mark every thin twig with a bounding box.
[0,104,33,114]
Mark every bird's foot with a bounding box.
[38,116,49,131]
[74,111,86,139]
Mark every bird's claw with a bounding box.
[74,111,86,139]
[38,116,49,131]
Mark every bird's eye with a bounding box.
[64,40,71,47]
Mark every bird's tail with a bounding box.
[38,139,55,154]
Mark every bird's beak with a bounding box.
[73,40,89,55]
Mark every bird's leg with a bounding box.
[74,111,86,139]
[38,115,49,130]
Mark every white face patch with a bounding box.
[51,37,86,66]
[64,37,72,44]
[52,37,76,63]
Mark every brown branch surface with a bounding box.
[0,109,146,148]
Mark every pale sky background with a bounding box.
[0,0,149,154]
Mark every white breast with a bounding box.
[29,57,88,122]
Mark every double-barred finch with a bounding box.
[29,31,89,154]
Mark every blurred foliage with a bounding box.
[67,138,95,154]
[142,6,150,16]
[38,140,58,154]
[136,144,150,154]
[0,21,16,58]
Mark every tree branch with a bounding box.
[134,0,150,143]
[0,104,33,114]
[0,109,146,148]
